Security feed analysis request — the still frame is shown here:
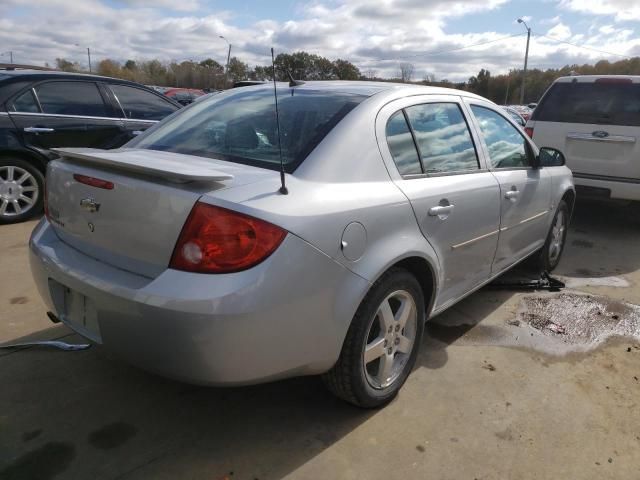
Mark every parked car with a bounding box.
[508,104,533,121]
[527,75,640,201]
[503,106,526,127]
[0,69,181,223]
[30,82,574,407]
[163,88,205,106]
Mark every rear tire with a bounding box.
[534,200,569,272]
[322,268,425,408]
[0,158,44,224]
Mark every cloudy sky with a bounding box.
[1,0,640,81]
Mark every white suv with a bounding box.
[526,75,640,201]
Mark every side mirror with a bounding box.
[538,147,565,167]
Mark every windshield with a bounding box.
[131,86,366,172]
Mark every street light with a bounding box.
[517,18,531,105]
[1,51,13,64]
[219,35,232,85]
[74,44,92,73]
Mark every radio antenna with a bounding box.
[271,47,288,195]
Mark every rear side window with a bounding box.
[405,103,479,174]
[386,111,422,175]
[534,82,640,126]
[110,84,178,121]
[35,81,109,117]
[10,90,40,113]
[132,88,366,172]
[471,105,530,169]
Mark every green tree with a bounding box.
[227,57,249,82]
[199,58,224,74]
[55,58,81,72]
[333,59,360,80]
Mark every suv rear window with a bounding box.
[534,81,640,126]
[131,87,366,172]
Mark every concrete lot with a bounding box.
[1,200,639,480]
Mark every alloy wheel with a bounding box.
[363,290,418,389]
[548,210,566,265]
[0,165,39,218]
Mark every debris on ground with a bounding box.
[482,361,496,371]
[518,293,640,345]
[507,319,521,327]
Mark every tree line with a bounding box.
[53,52,640,104]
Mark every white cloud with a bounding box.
[559,0,640,21]
[547,22,572,40]
[2,0,640,82]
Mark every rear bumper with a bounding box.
[29,218,369,385]
[573,174,640,201]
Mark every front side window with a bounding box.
[35,81,109,117]
[404,103,479,174]
[471,105,531,169]
[132,88,366,172]
[386,111,421,175]
[10,89,40,113]
[110,84,178,121]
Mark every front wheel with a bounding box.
[0,158,45,224]
[536,200,569,272]
[322,268,425,408]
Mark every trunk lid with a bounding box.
[46,148,272,278]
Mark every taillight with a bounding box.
[524,127,534,138]
[169,202,287,273]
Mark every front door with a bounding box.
[8,80,123,153]
[468,103,552,273]
[381,98,501,309]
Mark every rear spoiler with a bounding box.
[53,148,234,183]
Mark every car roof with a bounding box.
[240,80,490,102]
[0,69,145,87]
[554,75,640,83]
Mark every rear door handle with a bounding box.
[428,205,455,216]
[24,127,55,133]
[504,190,520,200]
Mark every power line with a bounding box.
[377,32,526,62]
[536,34,632,59]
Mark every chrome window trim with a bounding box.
[402,168,489,180]
[6,111,158,123]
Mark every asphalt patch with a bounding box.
[0,442,75,480]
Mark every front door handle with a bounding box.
[504,189,520,200]
[428,204,455,216]
[24,127,55,133]
[132,130,143,136]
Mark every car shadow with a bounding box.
[558,198,640,278]
[0,326,379,480]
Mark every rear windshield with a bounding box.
[131,87,366,172]
[533,81,640,126]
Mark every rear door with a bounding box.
[7,80,123,151]
[378,95,501,309]
[106,83,179,142]
[530,79,640,181]
[467,101,551,273]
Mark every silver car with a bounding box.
[30,82,574,408]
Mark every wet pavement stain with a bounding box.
[0,442,75,480]
[88,422,137,450]
[22,429,43,442]
[9,296,28,305]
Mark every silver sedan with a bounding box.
[30,81,574,408]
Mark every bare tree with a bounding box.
[399,62,415,83]
[364,68,377,80]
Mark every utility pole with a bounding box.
[504,74,511,105]
[219,35,232,87]
[517,18,531,105]
[87,47,92,73]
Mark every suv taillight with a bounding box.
[524,127,534,138]
[169,202,287,273]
